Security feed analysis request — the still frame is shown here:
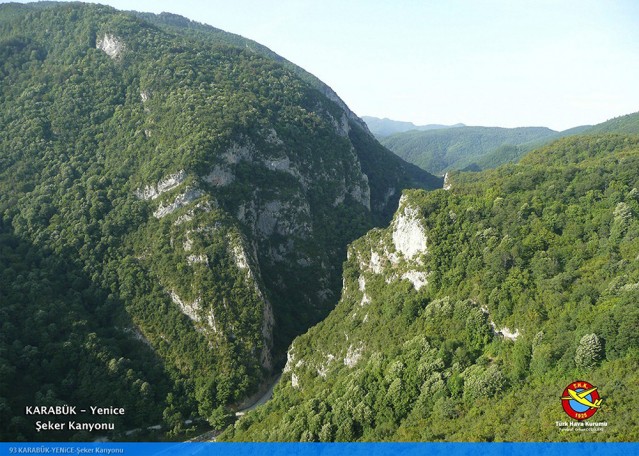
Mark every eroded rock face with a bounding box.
[392,197,428,259]
[135,170,187,200]
[443,172,452,191]
[170,291,202,323]
[96,34,124,59]
[344,343,364,368]
[401,270,428,291]
[153,188,204,219]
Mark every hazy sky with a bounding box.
[5,0,639,130]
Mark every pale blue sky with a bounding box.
[5,0,639,130]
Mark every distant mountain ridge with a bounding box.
[362,116,464,137]
[586,111,639,135]
[371,121,600,175]
[378,125,560,175]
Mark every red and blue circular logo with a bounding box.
[561,380,602,421]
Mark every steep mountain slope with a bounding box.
[0,2,439,440]
[380,112,639,176]
[585,111,639,135]
[471,125,593,171]
[222,134,639,441]
[362,116,464,137]
[379,126,559,175]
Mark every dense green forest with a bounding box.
[586,112,639,136]
[375,113,639,176]
[380,127,557,174]
[0,2,439,441]
[4,0,639,444]
[378,126,561,175]
[222,133,639,441]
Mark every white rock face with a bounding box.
[482,306,520,341]
[499,327,520,341]
[316,353,336,378]
[401,270,428,291]
[358,275,366,292]
[392,198,428,260]
[443,172,452,191]
[183,232,193,252]
[260,155,306,184]
[356,275,371,305]
[173,201,214,226]
[291,373,299,389]
[96,34,124,59]
[283,347,295,373]
[135,170,187,201]
[135,185,159,201]
[170,291,201,322]
[369,251,384,274]
[124,326,153,348]
[153,188,204,219]
[158,170,187,194]
[203,166,234,187]
[490,322,520,341]
[344,343,364,368]
[232,244,250,271]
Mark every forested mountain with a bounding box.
[222,134,639,441]
[362,116,464,138]
[379,126,561,175]
[379,113,639,176]
[586,111,639,136]
[0,2,440,441]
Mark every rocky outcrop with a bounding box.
[135,170,187,200]
[153,188,204,218]
[392,197,428,260]
[401,270,428,291]
[443,172,452,190]
[170,291,202,323]
[344,342,364,368]
[480,306,520,341]
[96,34,124,59]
